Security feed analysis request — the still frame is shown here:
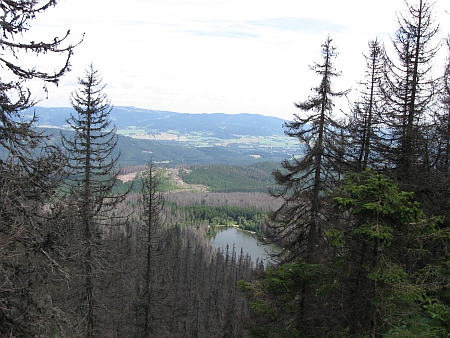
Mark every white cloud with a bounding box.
[26,0,450,120]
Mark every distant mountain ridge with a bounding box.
[23,106,301,167]
[27,106,288,139]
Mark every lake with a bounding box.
[210,227,281,265]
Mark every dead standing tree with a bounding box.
[135,162,167,338]
[0,1,79,336]
[60,64,128,337]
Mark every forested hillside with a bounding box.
[114,162,280,194]
[29,106,287,138]
[37,128,293,166]
[1,1,450,338]
[180,163,279,192]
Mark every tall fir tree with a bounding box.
[431,38,450,226]
[136,162,167,338]
[380,0,440,192]
[268,36,349,263]
[60,64,127,337]
[264,36,349,335]
[346,38,386,172]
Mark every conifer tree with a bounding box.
[437,40,450,170]
[381,0,440,190]
[346,38,386,172]
[268,36,349,263]
[329,170,449,337]
[136,162,166,337]
[431,39,450,224]
[0,1,78,335]
[264,36,349,335]
[61,64,127,337]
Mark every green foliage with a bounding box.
[333,170,424,222]
[244,326,301,338]
[263,260,325,294]
[172,204,266,233]
[110,163,281,195]
[332,170,444,248]
[114,171,176,194]
[158,174,180,191]
[240,173,447,337]
[385,314,449,338]
[367,260,407,284]
[181,164,276,192]
[329,170,450,336]
[324,228,345,246]
[423,298,450,322]
[353,223,394,244]
[239,259,328,337]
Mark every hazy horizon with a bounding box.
[18,0,450,120]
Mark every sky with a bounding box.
[17,0,450,120]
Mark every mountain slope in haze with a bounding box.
[22,106,302,167]
[38,128,292,167]
[27,106,288,139]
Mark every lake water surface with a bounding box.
[210,227,280,264]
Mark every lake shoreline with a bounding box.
[209,226,281,264]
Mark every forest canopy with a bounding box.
[1,0,450,338]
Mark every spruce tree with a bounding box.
[330,170,449,337]
[136,162,166,337]
[268,36,349,263]
[346,38,386,172]
[242,171,450,337]
[431,39,450,225]
[264,36,349,335]
[61,64,127,337]
[381,0,440,190]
